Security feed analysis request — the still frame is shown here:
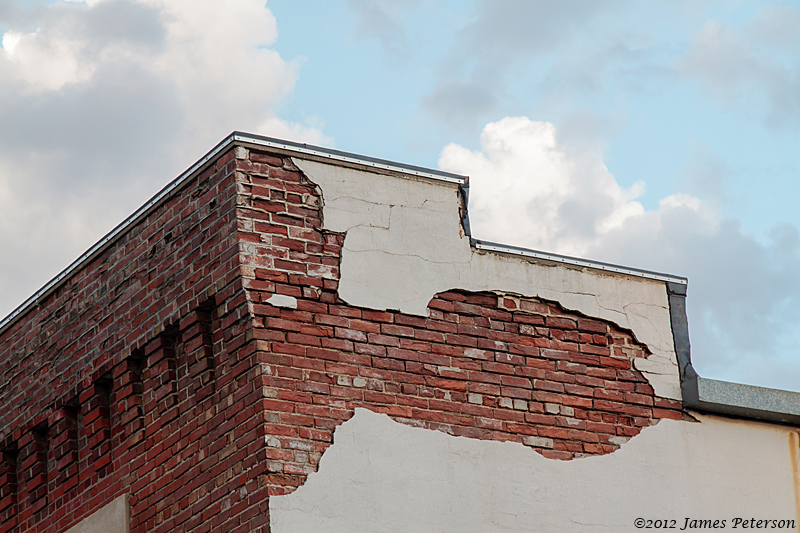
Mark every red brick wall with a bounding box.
[0,145,685,532]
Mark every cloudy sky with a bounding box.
[2,0,799,391]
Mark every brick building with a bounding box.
[1,133,799,532]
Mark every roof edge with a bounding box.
[233,132,468,185]
[4,132,799,428]
[0,132,686,334]
[0,133,469,336]
[685,377,800,426]
[473,239,688,285]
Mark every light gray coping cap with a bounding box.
[473,239,687,285]
[683,377,800,426]
[669,282,800,426]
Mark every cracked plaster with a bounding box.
[293,159,681,399]
[270,409,799,532]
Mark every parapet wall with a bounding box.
[0,136,797,533]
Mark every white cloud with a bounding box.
[0,0,326,318]
[674,5,800,127]
[1,31,22,54]
[2,26,96,90]
[440,116,800,391]
[418,0,663,129]
[348,0,421,55]
[440,116,645,256]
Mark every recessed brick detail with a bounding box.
[0,448,18,532]
[0,146,686,532]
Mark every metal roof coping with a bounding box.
[684,377,800,426]
[232,132,468,185]
[473,239,688,285]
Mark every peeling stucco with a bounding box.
[270,409,799,532]
[293,159,681,400]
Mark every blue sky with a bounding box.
[270,0,800,227]
[1,0,800,391]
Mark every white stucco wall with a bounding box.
[293,159,680,400]
[270,409,800,532]
[65,494,129,533]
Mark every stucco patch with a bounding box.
[270,409,797,532]
[266,294,298,309]
[65,494,129,533]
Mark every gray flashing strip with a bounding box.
[685,377,800,426]
[666,281,699,405]
[667,281,800,425]
[232,132,468,185]
[473,239,688,285]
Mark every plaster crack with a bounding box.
[554,290,624,316]
[569,519,605,527]
[343,246,472,265]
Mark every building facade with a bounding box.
[1,134,798,532]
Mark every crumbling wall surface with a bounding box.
[292,159,680,401]
[0,149,269,533]
[2,140,793,533]
[233,149,683,505]
[270,409,800,532]
[245,154,799,530]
